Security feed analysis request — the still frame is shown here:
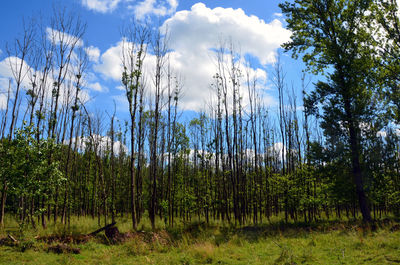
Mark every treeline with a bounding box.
[1,1,400,230]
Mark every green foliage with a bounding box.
[280,0,386,222]
[0,123,64,223]
[1,217,400,264]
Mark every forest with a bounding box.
[1,0,400,264]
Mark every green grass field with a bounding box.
[1,215,399,264]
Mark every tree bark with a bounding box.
[0,180,7,226]
[348,124,372,222]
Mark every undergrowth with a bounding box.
[0,215,399,264]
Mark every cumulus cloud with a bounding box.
[131,0,178,19]
[81,0,121,13]
[377,130,387,138]
[94,40,123,81]
[87,82,108,92]
[94,3,290,111]
[377,127,400,138]
[85,46,101,63]
[81,0,178,17]
[46,27,84,48]
[0,56,91,110]
[65,134,128,155]
[0,57,31,80]
[162,3,290,110]
[112,93,129,112]
[0,95,7,110]
[164,3,290,65]
[268,142,287,160]
[0,56,35,98]
[0,78,10,109]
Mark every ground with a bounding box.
[0,216,399,264]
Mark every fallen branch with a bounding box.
[7,234,18,243]
[88,222,117,236]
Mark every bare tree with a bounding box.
[6,19,36,140]
[149,27,168,230]
[0,19,36,226]
[61,47,88,225]
[121,22,150,230]
[48,7,86,223]
[107,101,117,223]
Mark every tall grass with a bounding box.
[0,213,399,264]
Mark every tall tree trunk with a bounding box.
[348,124,372,222]
[0,180,7,226]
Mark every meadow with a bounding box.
[1,215,399,265]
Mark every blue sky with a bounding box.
[0,0,306,124]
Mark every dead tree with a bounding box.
[121,22,149,230]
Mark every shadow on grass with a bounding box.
[1,215,399,255]
[167,216,400,246]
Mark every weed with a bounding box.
[274,245,296,265]
[0,215,399,264]
[18,239,35,252]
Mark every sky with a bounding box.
[0,0,306,124]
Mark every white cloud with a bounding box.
[80,0,178,18]
[65,134,128,155]
[377,130,387,138]
[377,127,400,138]
[85,46,101,63]
[94,3,290,111]
[78,89,91,105]
[164,3,290,65]
[268,142,287,159]
[93,39,154,86]
[81,0,121,13]
[112,94,128,112]
[398,0,400,14]
[87,82,108,92]
[0,95,7,110]
[0,78,10,110]
[0,56,33,91]
[94,41,123,81]
[132,0,178,19]
[161,3,290,110]
[46,27,84,48]
[0,56,91,110]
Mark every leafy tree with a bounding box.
[374,0,400,122]
[0,124,63,227]
[280,0,379,222]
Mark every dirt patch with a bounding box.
[36,234,91,244]
[390,224,400,232]
[151,230,171,245]
[48,243,80,254]
[0,237,18,247]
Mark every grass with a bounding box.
[0,215,400,264]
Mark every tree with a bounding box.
[374,0,400,122]
[47,7,86,224]
[61,47,88,225]
[0,124,63,228]
[148,27,168,230]
[121,22,149,230]
[0,18,36,227]
[280,0,379,222]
